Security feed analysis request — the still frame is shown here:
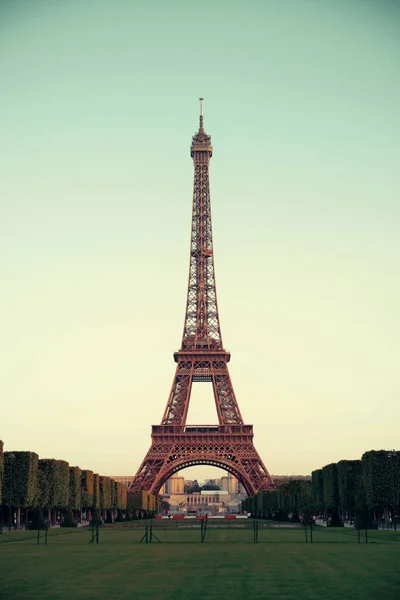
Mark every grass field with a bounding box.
[1,524,399,600]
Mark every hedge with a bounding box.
[312,469,323,513]
[100,476,112,509]
[117,482,127,509]
[362,450,400,511]
[111,480,118,509]
[3,451,38,507]
[277,483,290,516]
[81,470,94,507]
[69,467,82,510]
[36,459,69,509]
[322,463,339,511]
[0,440,3,505]
[288,480,313,514]
[337,459,362,516]
[93,473,100,510]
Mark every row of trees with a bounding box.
[0,440,128,528]
[243,450,400,529]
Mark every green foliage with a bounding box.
[81,470,94,507]
[93,474,100,510]
[248,483,312,520]
[322,463,339,511]
[288,480,313,515]
[36,459,69,509]
[3,451,38,507]
[112,480,118,508]
[337,460,362,515]
[114,508,124,522]
[255,490,265,514]
[29,507,46,530]
[100,476,112,510]
[69,467,82,510]
[277,483,290,518]
[90,510,102,525]
[311,469,323,513]
[0,439,3,505]
[61,509,77,528]
[117,482,127,509]
[260,490,278,516]
[36,461,51,508]
[362,450,400,510]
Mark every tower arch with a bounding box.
[153,458,255,496]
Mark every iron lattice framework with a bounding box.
[130,102,275,496]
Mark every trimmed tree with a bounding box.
[111,479,118,514]
[311,469,323,517]
[69,467,82,521]
[100,476,112,521]
[118,482,127,510]
[0,440,3,506]
[289,479,313,522]
[322,463,341,525]
[93,473,101,519]
[277,483,290,520]
[362,450,400,528]
[37,459,69,523]
[81,470,94,520]
[4,451,38,527]
[337,459,362,523]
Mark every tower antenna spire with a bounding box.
[199,97,204,131]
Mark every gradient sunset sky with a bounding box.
[1,0,399,481]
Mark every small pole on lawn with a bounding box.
[310,519,313,543]
[201,516,207,543]
[305,522,308,543]
[149,521,161,543]
[357,528,360,544]
[138,521,149,544]
[37,529,40,545]
[365,529,368,544]
[45,525,48,545]
[96,521,99,544]
[253,519,258,543]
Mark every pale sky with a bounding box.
[1,0,399,483]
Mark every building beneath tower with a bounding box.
[159,473,247,515]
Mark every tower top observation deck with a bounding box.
[191,97,212,159]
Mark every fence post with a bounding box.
[253,519,258,543]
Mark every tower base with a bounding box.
[130,425,275,496]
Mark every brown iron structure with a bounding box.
[130,100,275,496]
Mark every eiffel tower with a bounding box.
[130,100,275,496]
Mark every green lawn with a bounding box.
[0,525,399,600]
